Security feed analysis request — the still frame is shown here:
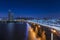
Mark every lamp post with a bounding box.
[51,29,56,40]
[51,32,53,40]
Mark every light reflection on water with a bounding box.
[8,23,14,40]
[0,22,28,40]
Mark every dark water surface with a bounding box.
[0,22,28,40]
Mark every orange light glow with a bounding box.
[51,29,56,33]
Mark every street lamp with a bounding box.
[51,29,57,40]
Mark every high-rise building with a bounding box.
[8,10,13,21]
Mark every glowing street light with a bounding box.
[51,29,56,33]
[51,29,57,40]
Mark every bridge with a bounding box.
[27,20,60,40]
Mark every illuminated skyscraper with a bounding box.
[8,10,13,21]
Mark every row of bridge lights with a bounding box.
[32,22,57,40]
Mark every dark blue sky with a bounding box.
[0,0,60,18]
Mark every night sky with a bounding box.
[0,0,60,18]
